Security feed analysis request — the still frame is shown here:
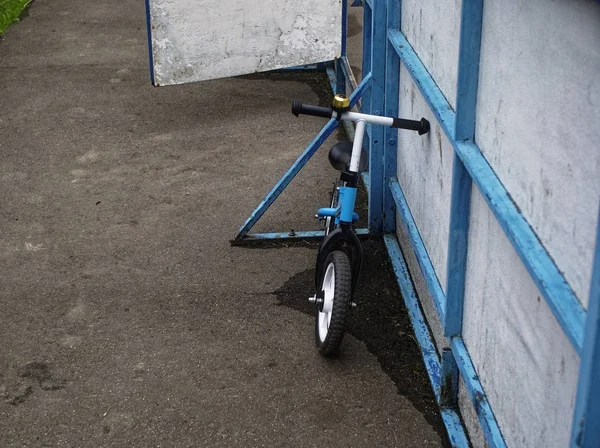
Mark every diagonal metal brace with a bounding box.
[233,73,372,242]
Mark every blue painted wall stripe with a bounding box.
[571,210,600,447]
[451,336,507,448]
[387,30,456,140]
[387,27,585,353]
[388,178,447,323]
[384,235,442,398]
[235,74,372,240]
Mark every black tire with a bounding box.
[324,181,342,236]
[315,250,352,356]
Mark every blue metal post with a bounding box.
[443,5,483,426]
[336,0,348,94]
[571,209,600,447]
[383,0,400,233]
[361,2,373,115]
[368,0,386,233]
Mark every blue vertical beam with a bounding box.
[336,0,348,94]
[383,0,400,233]
[571,210,600,448]
[341,0,348,58]
[361,3,373,115]
[368,0,386,233]
[444,0,482,336]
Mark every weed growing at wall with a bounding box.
[0,0,31,35]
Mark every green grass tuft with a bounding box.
[0,0,31,35]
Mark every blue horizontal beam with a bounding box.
[277,63,326,72]
[388,178,447,323]
[388,29,585,354]
[235,228,369,244]
[235,73,372,240]
[388,30,456,140]
[384,235,442,398]
[451,336,507,447]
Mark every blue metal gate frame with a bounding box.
[379,0,597,447]
[234,1,599,446]
[232,0,381,244]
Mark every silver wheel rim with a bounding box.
[318,262,335,341]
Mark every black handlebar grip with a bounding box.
[392,117,430,135]
[292,100,333,119]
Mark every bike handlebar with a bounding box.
[291,100,430,135]
[292,100,333,119]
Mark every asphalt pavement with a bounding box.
[0,1,443,446]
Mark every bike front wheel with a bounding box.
[315,250,352,356]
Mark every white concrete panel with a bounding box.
[147,0,342,86]
[400,0,461,109]
[398,65,453,296]
[463,189,580,448]
[476,0,600,307]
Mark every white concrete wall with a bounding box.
[396,0,600,446]
[397,66,454,352]
[400,0,461,108]
[147,0,342,85]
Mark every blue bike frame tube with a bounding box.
[339,187,358,223]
